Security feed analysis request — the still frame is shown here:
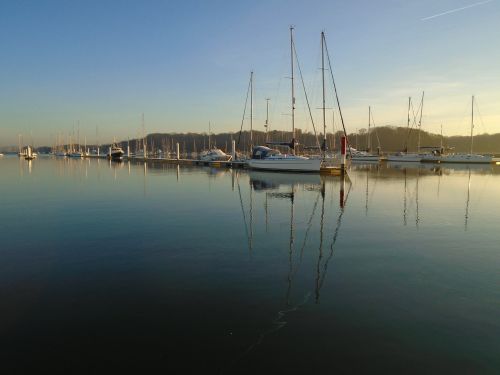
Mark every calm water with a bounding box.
[1,156,499,373]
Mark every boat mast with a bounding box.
[142,113,147,158]
[208,121,211,149]
[470,95,474,155]
[321,31,326,159]
[368,106,371,152]
[250,71,253,150]
[418,91,424,153]
[77,120,80,152]
[406,97,411,153]
[290,26,296,155]
[265,98,270,142]
[440,124,443,151]
[332,110,335,151]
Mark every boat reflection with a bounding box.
[228,170,351,368]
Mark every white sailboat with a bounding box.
[441,96,493,164]
[351,106,380,162]
[248,27,320,173]
[387,94,425,163]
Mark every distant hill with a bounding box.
[3,126,499,155]
[119,127,499,155]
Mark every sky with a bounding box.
[1,0,499,147]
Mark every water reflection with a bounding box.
[227,170,352,367]
[1,157,499,372]
[465,168,472,231]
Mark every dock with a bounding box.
[80,154,346,173]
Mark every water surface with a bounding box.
[1,156,499,373]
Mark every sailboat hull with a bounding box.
[248,158,321,172]
[351,155,380,162]
[386,154,422,162]
[441,154,492,164]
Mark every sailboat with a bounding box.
[248,27,321,173]
[441,96,493,164]
[351,106,380,162]
[387,94,425,162]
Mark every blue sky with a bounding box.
[1,0,499,146]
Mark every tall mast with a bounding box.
[208,121,211,149]
[332,110,335,151]
[250,71,253,149]
[142,113,147,158]
[470,95,474,155]
[265,98,270,142]
[321,31,326,158]
[77,120,80,152]
[407,97,411,129]
[290,26,296,155]
[96,125,99,153]
[440,124,443,151]
[368,106,371,152]
[418,91,424,153]
[406,97,411,153]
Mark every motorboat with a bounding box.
[24,145,37,160]
[350,149,380,162]
[198,148,231,162]
[107,145,125,160]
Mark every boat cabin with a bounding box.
[251,146,281,160]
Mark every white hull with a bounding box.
[248,157,321,172]
[386,154,422,162]
[420,154,440,163]
[199,148,230,162]
[351,155,380,162]
[441,154,492,164]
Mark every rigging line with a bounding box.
[236,172,251,252]
[219,292,311,375]
[292,40,320,150]
[317,180,353,295]
[285,189,296,307]
[369,109,382,150]
[314,182,326,303]
[295,190,322,275]
[473,97,488,132]
[237,74,252,147]
[405,97,422,149]
[323,35,352,158]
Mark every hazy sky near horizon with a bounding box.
[1,0,499,147]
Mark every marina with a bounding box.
[2,1,500,373]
